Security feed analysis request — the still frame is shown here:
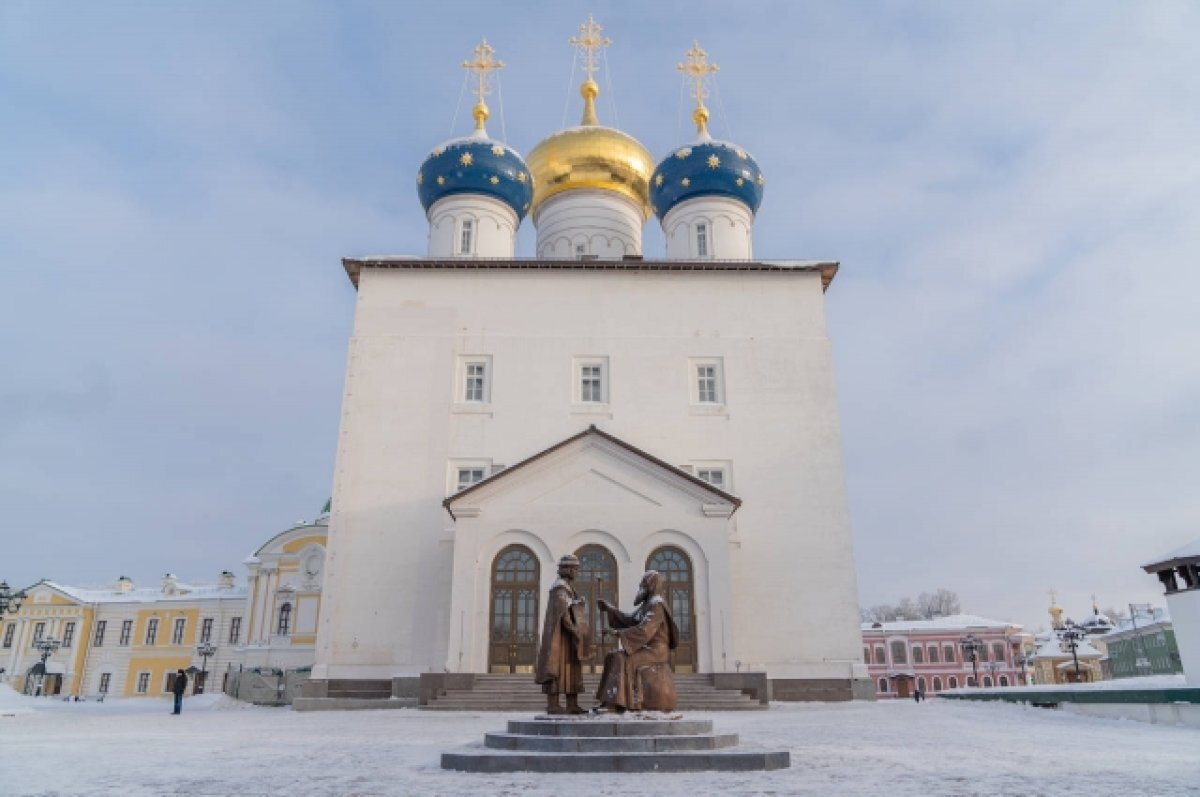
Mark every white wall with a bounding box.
[534,189,644,258]
[662,197,754,260]
[314,266,865,683]
[1165,590,1200,686]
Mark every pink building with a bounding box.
[861,615,1030,699]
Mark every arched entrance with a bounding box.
[647,546,698,673]
[488,545,540,673]
[574,544,618,674]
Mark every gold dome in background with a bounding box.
[526,18,653,220]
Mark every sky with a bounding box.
[2,1,1198,634]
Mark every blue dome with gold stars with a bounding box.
[417,130,533,222]
[650,137,764,222]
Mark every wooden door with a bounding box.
[488,545,540,673]
[575,545,618,673]
[647,546,698,673]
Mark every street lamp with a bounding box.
[0,581,25,619]
[33,635,61,696]
[960,634,983,686]
[195,641,217,695]
[1060,626,1086,682]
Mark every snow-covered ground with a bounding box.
[3,686,1198,796]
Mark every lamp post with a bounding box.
[1061,625,1085,682]
[195,641,217,695]
[960,634,982,686]
[0,581,25,619]
[34,635,61,696]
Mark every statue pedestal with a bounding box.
[441,716,790,772]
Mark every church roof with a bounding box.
[341,257,839,291]
[442,424,741,519]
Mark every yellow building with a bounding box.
[1,572,246,699]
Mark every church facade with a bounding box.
[308,23,870,700]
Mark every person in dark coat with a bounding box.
[171,669,188,714]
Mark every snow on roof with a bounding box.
[861,614,1021,633]
[42,580,246,605]
[1144,536,1200,569]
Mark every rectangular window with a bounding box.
[119,620,133,646]
[200,618,213,644]
[943,645,956,663]
[688,358,725,408]
[464,362,487,402]
[927,644,939,663]
[890,640,907,664]
[172,618,186,646]
[145,618,158,646]
[696,222,709,257]
[136,672,150,694]
[229,617,241,645]
[696,365,719,403]
[459,219,474,255]
[62,621,75,648]
[2,624,13,648]
[581,365,603,402]
[457,467,486,492]
[32,622,45,647]
[164,672,177,694]
[99,673,111,694]
[93,620,107,647]
[696,468,725,489]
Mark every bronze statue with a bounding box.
[534,554,590,714]
[595,569,680,712]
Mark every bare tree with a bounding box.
[860,589,962,622]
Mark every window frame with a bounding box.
[200,618,213,644]
[229,617,242,645]
[1,623,13,648]
[688,357,726,411]
[119,620,133,646]
[62,621,75,648]
[277,603,292,636]
[172,617,186,646]
[93,620,107,647]
[878,678,888,693]
[136,672,150,694]
[458,217,475,255]
[145,618,158,646]
[31,622,45,648]
[99,672,111,694]
[571,356,610,409]
[695,221,710,258]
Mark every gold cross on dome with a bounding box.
[678,41,719,107]
[462,39,504,130]
[570,15,611,82]
[463,39,504,103]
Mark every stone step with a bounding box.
[508,719,714,736]
[484,732,740,752]
[441,749,791,773]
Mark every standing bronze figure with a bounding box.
[595,570,680,712]
[534,554,591,714]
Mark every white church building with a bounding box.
[305,23,871,703]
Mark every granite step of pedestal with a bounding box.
[441,749,791,773]
[506,719,713,736]
[485,732,740,752]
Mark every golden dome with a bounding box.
[526,79,653,220]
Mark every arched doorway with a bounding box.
[647,546,698,673]
[488,545,540,673]
[574,544,618,674]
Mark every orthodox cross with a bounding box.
[569,15,611,83]
[677,41,719,135]
[462,39,504,129]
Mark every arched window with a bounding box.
[932,677,943,692]
[983,676,993,687]
[912,646,924,664]
[647,546,697,672]
[948,676,959,689]
[928,645,940,663]
[967,676,977,687]
[878,678,888,693]
[459,218,474,255]
[999,675,1009,687]
[488,545,540,673]
[277,603,292,636]
[575,545,618,672]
